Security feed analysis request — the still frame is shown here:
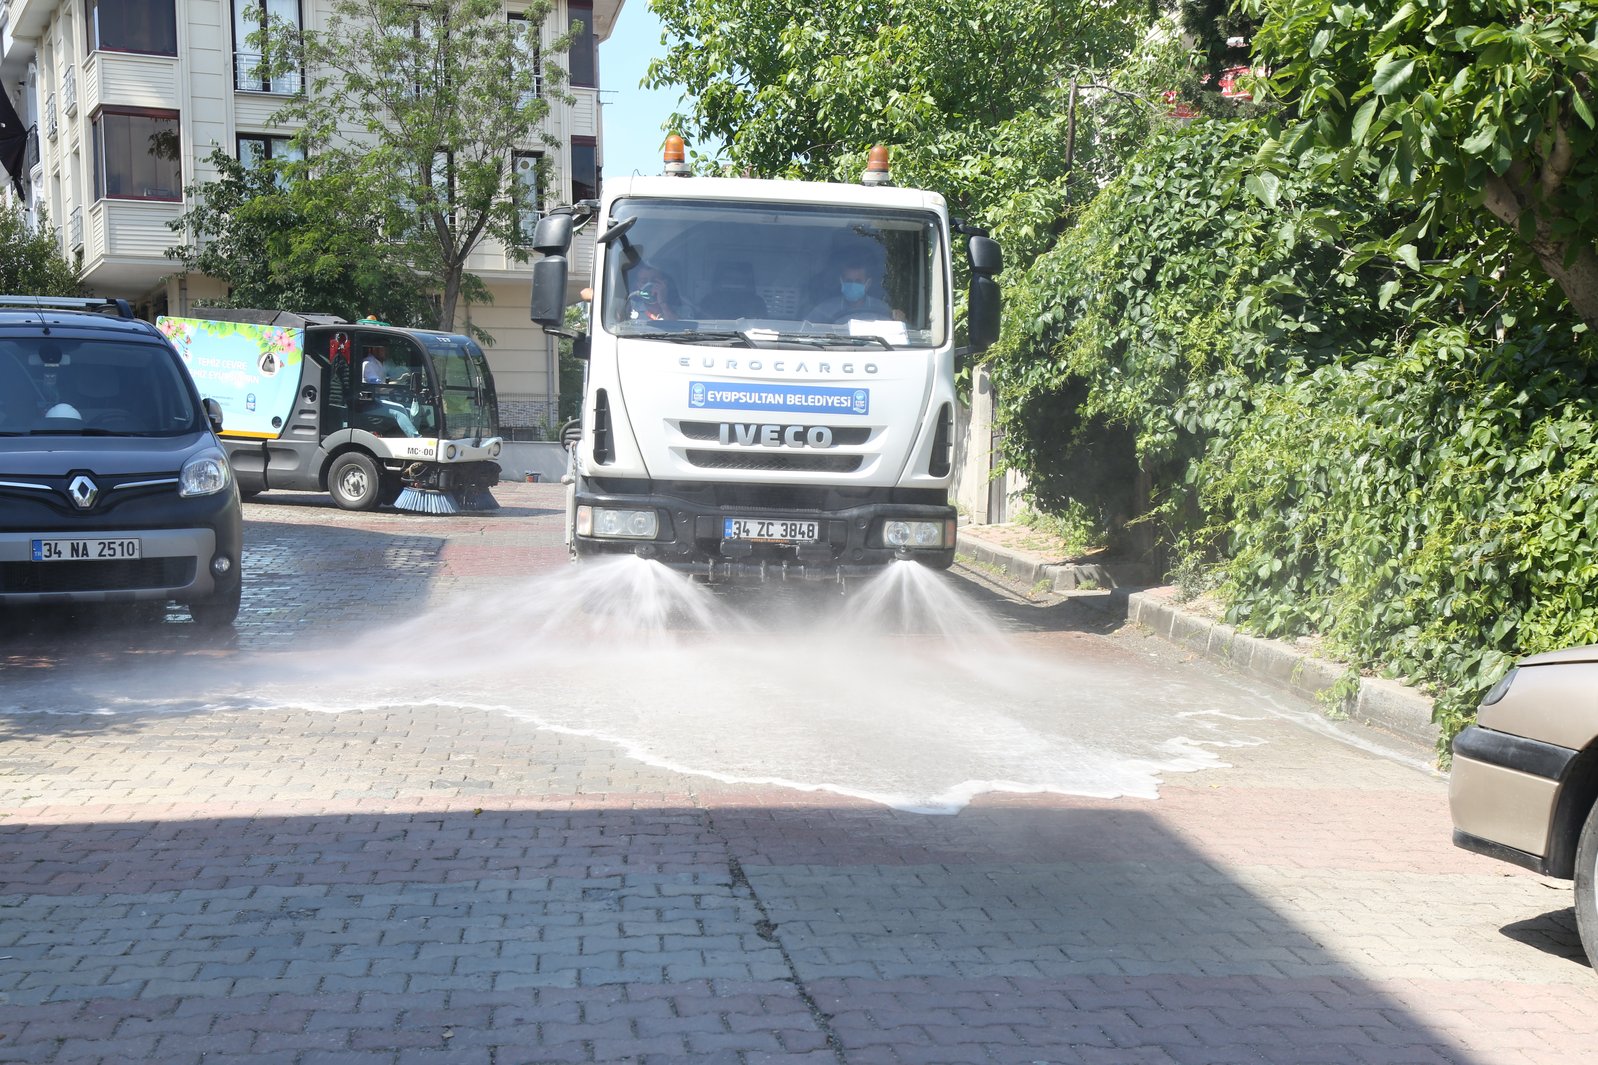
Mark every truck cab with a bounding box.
[531,144,1002,582]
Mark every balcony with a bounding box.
[233,51,301,95]
[68,206,82,251]
[62,66,76,115]
[44,94,57,140]
[82,52,179,112]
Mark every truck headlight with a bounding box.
[180,449,232,497]
[884,520,945,548]
[577,505,659,539]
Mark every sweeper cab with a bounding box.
[159,310,503,513]
[529,140,1002,583]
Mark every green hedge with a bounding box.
[987,116,1598,747]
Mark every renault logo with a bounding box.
[67,475,99,510]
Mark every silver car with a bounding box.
[1451,646,1598,962]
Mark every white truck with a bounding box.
[529,143,1002,582]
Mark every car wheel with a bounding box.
[329,452,381,511]
[1575,801,1598,964]
[189,582,241,628]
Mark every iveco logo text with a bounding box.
[719,424,835,448]
[680,357,879,376]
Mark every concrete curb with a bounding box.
[1126,592,1439,751]
[957,531,1440,753]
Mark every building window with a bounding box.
[508,12,542,103]
[93,109,181,201]
[567,1,594,88]
[233,0,302,93]
[570,137,597,203]
[87,0,177,56]
[237,134,301,168]
[512,152,543,243]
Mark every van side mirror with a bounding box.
[203,397,224,433]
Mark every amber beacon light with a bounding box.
[663,134,690,177]
[862,145,891,186]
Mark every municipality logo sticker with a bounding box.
[690,382,707,408]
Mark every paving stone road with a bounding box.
[1,482,1594,1064]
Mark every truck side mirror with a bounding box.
[531,255,570,329]
[965,235,1003,353]
[531,213,573,256]
[968,274,1001,353]
[967,235,1002,276]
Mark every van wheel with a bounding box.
[329,453,381,511]
[190,583,241,628]
[1574,801,1598,965]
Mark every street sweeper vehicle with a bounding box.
[158,310,502,513]
[529,139,1002,582]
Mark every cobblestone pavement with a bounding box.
[2,482,1595,1064]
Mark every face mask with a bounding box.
[841,281,867,302]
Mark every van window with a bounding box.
[0,337,200,435]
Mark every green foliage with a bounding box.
[0,202,82,296]
[646,0,1178,255]
[989,106,1598,750]
[1015,501,1107,558]
[167,149,433,325]
[1246,0,1598,331]
[255,0,569,329]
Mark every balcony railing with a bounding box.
[68,206,82,250]
[233,52,301,94]
[62,66,77,114]
[44,94,57,139]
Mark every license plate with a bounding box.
[723,517,820,543]
[31,537,143,562]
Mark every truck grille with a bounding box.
[685,451,862,473]
[0,558,196,594]
[678,421,871,446]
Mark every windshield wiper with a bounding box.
[628,328,756,348]
[808,334,895,350]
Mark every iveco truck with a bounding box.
[529,141,1002,582]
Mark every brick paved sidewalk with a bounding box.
[2,484,1594,1064]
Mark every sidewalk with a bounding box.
[956,522,1441,755]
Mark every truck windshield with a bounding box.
[598,199,947,349]
[421,336,499,440]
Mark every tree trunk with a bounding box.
[1480,125,1598,334]
[437,267,461,333]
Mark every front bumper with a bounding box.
[1449,724,1576,874]
[0,486,243,607]
[572,484,956,580]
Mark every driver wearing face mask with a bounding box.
[807,253,895,323]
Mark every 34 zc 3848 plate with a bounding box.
[722,518,820,543]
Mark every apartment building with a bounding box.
[0,0,620,432]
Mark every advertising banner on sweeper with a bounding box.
[159,316,303,440]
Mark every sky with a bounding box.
[599,2,690,181]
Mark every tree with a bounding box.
[644,0,1199,320]
[1245,0,1598,331]
[167,149,433,324]
[0,201,82,296]
[258,0,571,329]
